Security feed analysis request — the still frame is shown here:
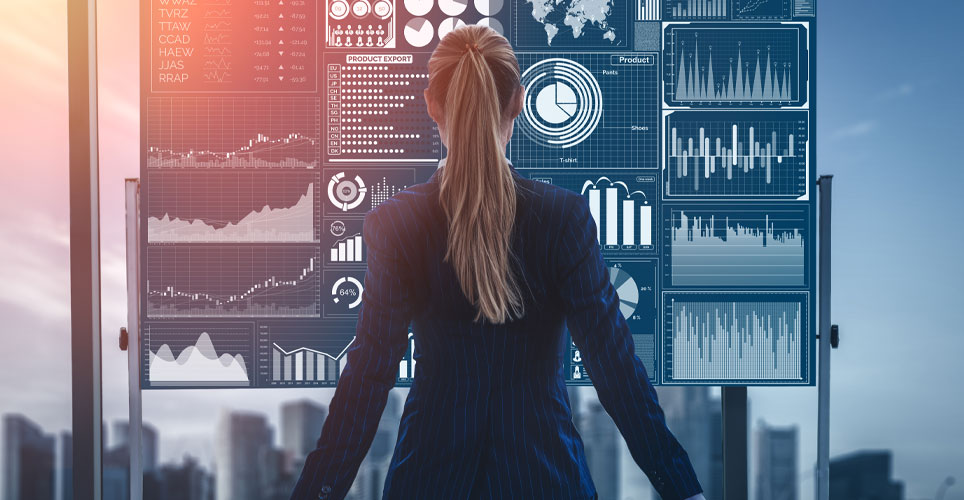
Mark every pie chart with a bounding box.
[404,17,434,48]
[476,17,503,35]
[609,267,639,319]
[535,82,578,125]
[439,0,468,16]
[404,0,433,16]
[474,0,503,16]
[519,58,602,149]
[438,17,466,40]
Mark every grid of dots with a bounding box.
[327,57,441,162]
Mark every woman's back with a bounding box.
[290,25,703,500]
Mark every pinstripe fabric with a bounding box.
[291,166,703,500]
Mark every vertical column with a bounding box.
[605,188,618,246]
[409,334,417,377]
[346,237,355,261]
[295,351,304,381]
[327,64,342,157]
[588,188,601,243]
[273,349,281,381]
[354,235,363,261]
[306,353,315,381]
[622,200,635,246]
[284,354,292,381]
[640,205,652,246]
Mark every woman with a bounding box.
[292,26,705,500]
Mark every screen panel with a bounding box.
[139,0,817,389]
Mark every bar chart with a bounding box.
[663,292,808,383]
[663,205,808,288]
[257,323,356,387]
[398,332,417,381]
[663,24,808,107]
[330,234,364,262]
[146,246,322,318]
[664,111,809,198]
[664,0,728,20]
[147,97,321,169]
[637,0,660,21]
[528,172,658,257]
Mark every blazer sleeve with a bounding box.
[291,207,414,500]
[556,196,703,500]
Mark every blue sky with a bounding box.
[0,0,962,498]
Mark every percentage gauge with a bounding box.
[331,276,364,309]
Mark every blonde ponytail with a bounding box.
[427,26,524,324]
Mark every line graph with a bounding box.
[147,97,321,169]
[256,323,356,387]
[733,0,793,20]
[663,24,808,108]
[146,171,320,243]
[146,246,321,318]
[664,111,809,198]
[663,292,808,383]
[144,323,254,388]
[663,205,808,288]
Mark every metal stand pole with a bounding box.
[722,386,748,500]
[68,0,102,498]
[816,175,833,500]
[124,180,144,500]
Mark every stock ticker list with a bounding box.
[139,0,818,390]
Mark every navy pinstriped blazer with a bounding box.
[292,164,703,500]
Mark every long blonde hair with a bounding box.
[427,26,524,324]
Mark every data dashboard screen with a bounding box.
[139,0,816,389]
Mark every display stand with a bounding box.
[123,179,144,500]
[119,177,836,500]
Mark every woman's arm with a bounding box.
[555,196,704,500]
[290,207,414,500]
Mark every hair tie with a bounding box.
[464,42,479,54]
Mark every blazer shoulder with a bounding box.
[364,180,439,248]
[515,175,589,225]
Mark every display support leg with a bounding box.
[124,179,144,500]
[816,175,833,500]
[722,386,748,500]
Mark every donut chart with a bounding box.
[519,58,602,149]
[327,172,367,211]
[609,266,639,319]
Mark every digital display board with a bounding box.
[140,0,817,389]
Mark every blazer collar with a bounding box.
[431,157,517,184]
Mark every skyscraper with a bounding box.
[281,399,328,473]
[112,420,159,473]
[582,398,619,500]
[754,420,798,500]
[59,432,72,500]
[2,414,55,500]
[215,410,275,500]
[829,451,904,500]
[655,387,714,495]
[156,456,214,500]
[348,392,402,500]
